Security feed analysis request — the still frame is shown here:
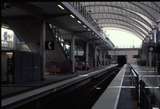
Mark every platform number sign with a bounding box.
[45,41,54,50]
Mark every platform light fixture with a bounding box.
[70,14,75,19]
[77,20,81,24]
[57,4,64,10]
[83,25,87,28]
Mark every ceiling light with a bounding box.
[70,14,75,18]
[77,20,81,24]
[57,4,64,10]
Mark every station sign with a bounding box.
[45,41,54,50]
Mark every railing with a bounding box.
[128,64,153,109]
[128,64,139,104]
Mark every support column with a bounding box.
[94,46,97,67]
[99,50,102,66]
[40,20,46,80]
[85,42,89,70]
[100,49,103,66]
[149,51,152,67]
[71,35,75,73]
[157,21,160,43]
[152,28,157,43]
[103,51,105,66]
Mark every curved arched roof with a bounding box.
[79,2,160,39]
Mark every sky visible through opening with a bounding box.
[103,27,142,48]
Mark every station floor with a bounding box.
[92,64,160,109]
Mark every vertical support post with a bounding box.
[40,20,46,80]
[149,51,152,67]
[99,50,102,66]
[157,21,160,43]
[100,50,103,66]
[13,34,16,50]
[157,21,160,73]
[103,51,105,66]
[94,46,97,67]
[85,42,89,70]
[71,35,75,73]
[152,28,157,43]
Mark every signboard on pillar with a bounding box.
[45,41,54,50]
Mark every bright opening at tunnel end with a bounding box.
[103,27,142,48]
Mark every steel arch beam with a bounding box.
[89,11,152,29]
[136,2,160,13]
[152,2,160,10]
[99,22,147,38]
[100,24,145,40]
[99,23,146,39]
[83,3,156,22]
[83,4,154,26]
[97,18,148,36]
[100,23,146,37]
[91,12,151,32]
[129,2,156,21]
[101,24,145,40]
[91,12,152,30]
[96,18,149,34]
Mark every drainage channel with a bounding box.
[9,67,121,109]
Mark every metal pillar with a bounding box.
[94,46,97,67]
[158,21,160,31]
[71,35,75,73]
[103,51,106,66]
[152,28,157,43]
[157,21,160,43]
[40,20,46,80]
[99,50,102,66]
[99,49,103,66]
[85,42,89,70]
[148,51,152,67]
